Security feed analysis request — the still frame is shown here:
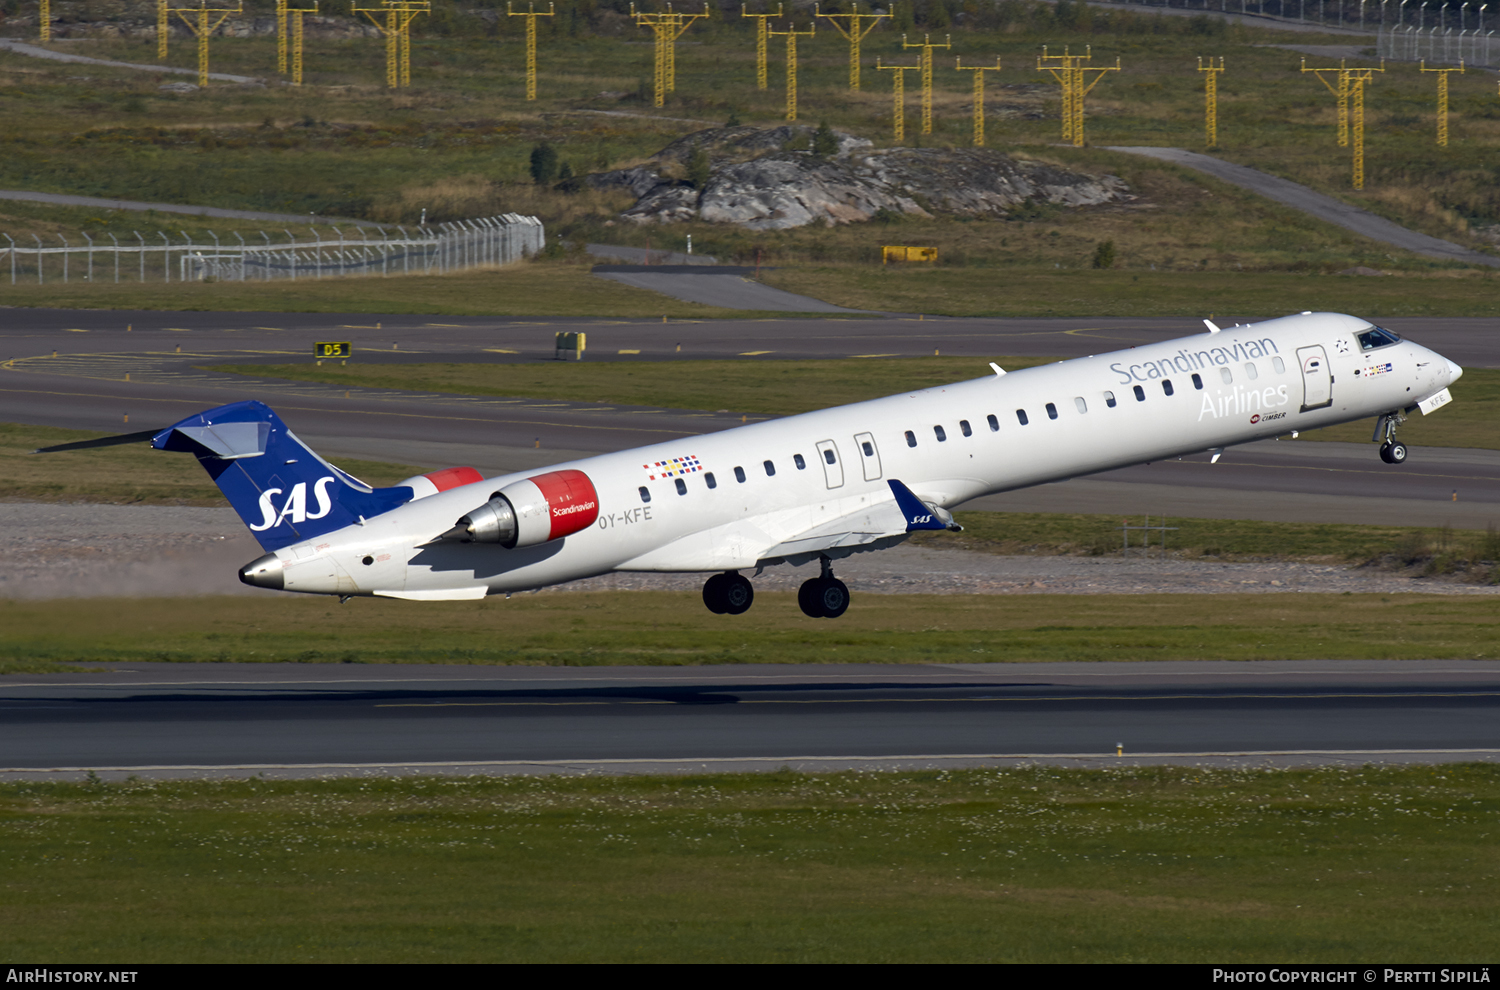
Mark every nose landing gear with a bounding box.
[798,556,850,619]
[1375,413,1408,464]
[703,571,754,615]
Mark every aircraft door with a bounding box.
[853,432,882,481]
[815,440,845,489]
[1297,345,1333,411]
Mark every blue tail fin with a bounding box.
[153,400,413,551]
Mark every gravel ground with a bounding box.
[2,501,1494,600]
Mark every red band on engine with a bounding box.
[530,469,599,540]
[424,466,484,492]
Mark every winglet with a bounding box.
[888,479,958,531]
[989,362,1006,377]
[1203,318,1221,334]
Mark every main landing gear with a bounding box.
[1375,413,1408,464]
[703,571,754,615]
[798,556,850,619]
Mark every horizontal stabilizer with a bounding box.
[32,428,163,454]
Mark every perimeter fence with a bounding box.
[0,214,545,285]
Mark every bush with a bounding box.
[812,121,839,157]
[1092,240,1116,269]
[529,143,559,185]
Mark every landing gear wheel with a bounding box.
[798,577,851,618]
[722,572,754,615]
[702,573,729,614]
[1388,442,1408,464]
[1379,443,1394,464]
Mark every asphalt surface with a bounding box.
[1,660,1495,777]
[5,311,1500,528]
[592,265,868,313]
[1107,147,1500,267]
[0,37,261,83]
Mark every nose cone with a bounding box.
[239,553,285,590]
[1447,358,1464,385]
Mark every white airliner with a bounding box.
[39,311,1461,618]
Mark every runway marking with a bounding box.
[618,349,641,355]
[850,354,900,358]
[64,328,87,333]
[165,328,193,332]
[483,348,519,354]
[739,350,774,356]
[341,325,380,329]
[6,750,1499,774]
[375,690,1500,708]
[424,323,467,328]
[252,327,284,331]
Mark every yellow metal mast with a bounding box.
[39,0,50,41]
[901,33,950,136]
[1037,45,1118,147]
[1302,58,1384,188]
[354,1,429,88]
[876,57,921,143]
[767,21,814,121]
[508,2,555,101]
[631,4,710,108]
[168,1,242,87]
[277,0,288,74]
[1420,60,1464,147]
[1198,56,1224,148]
[815,2,888,91]
[741,4,782,91]
[158,0,170,58]
[955,56,1002,148]
[289,2,316,85]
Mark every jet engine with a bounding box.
[456,469,599,548]
[397,466,484,500]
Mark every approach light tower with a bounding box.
[631,3,711,108]
[39,0,50,41]
[167,0,243,87]
[815,1,888,91]
[741,4,782,91]
[287,1,317,85]
[1037,45,1119,147]
[353,0,430,88]
[1420,59,1464,146]
[509,2,555,101]
[876,57,921,143]
[768,21,814,121]
[1198,56,1224,148]
[955,56,1002,148]
[1301,57,1385,188]
[901,33,951,136]
[158,0,170,58]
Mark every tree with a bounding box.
[529,143,558,185]
[812,121,839,156]
[1092,240,1117,269]
[686,147,712,190]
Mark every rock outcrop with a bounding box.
[586,125,1131,229]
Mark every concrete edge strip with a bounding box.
[5,749,1500,773]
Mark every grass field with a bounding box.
[208,356,1500,450]
[5,591,1500,673]
[2,10,1499,320]
[1,765,1495,962]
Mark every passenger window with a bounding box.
[638,486,652,503]
[1162,380,1174,396]
[934,425,947,442]
[823,449,836,464]
[733,466,746,483]
[705,472,717,489]
[1074,396,1087,414]
[763,460,776,477]
[1191,373,1203,390]
[987,414,999,432]
[905,430,917,448]
[1220,367,1233,385]
[1133,385,1145,402]
[793,453,806,470]
[1045,402,1058,420]
[862,440,874,456]
[1016,409,1029,426]
[959,419,972,437]
[1245,362,1258,380]
[675,478,687,495]
[1104,391,1117,408]
[1273,356,1286,374]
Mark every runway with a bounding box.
[2,660,1496,777]
[3,309,1499,528]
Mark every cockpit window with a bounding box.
[1356,326,1402,351]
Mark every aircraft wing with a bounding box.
[758,480,958,566]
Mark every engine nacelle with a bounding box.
[397,466,484,500]
[457,469,599,548]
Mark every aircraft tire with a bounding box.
[1388,442,1408,464]
[1379,443,1394,463]
[798,578,826,618]
[819,578,850,618]
[722,573,754,615]
[702,573,729,614]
